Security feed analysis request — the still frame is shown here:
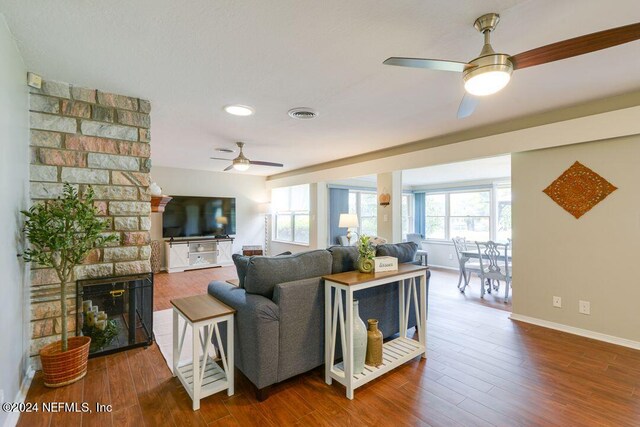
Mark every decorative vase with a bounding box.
[352,300,367,375]
[149,182,162,196]
[196,244,204,252]
[365,319,383,367]
[358,256,374,273]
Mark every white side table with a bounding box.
[171,294,235,410]
[324,264,428,399]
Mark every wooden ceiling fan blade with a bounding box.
[509,22,640,70]
[223,165,234,171]
[250,160,284,167]
[457,93,480,119]
[383,57,473,72]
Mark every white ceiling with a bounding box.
[330,155,510,187]
[1,1,639,175]
[402,155,511,186]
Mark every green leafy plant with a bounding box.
[83,319,119,352]
[21,183,118,352]
[357,235,375,260]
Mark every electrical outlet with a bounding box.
[579,300,591,315]
[448,253,453,260]
[553,296,562,308]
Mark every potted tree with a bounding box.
[22,183,117,387]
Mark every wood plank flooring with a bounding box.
[20,267,640,426]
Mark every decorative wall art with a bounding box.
[543,161,617,219]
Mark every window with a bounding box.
[401,193,414,239]
[272,184,310,244]
[422,186,510,242]
[348,190,378,237]
[496,186,512,242]
[425,194,446,239]
[449,191,490,241]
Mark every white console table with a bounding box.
[165,237,233,273]
[323,264,428,399]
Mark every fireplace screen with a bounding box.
[77,273,154,357]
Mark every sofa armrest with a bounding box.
[272,277,325,382]
[207,281,279,389]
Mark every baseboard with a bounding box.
[426,264,458,271]
[3,367,35,427]
[509,313,640,350]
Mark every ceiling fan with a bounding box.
[210,142,284,172]
[383,13,640,118]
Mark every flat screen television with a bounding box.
[162,196,236,238]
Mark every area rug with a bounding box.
[153,308,217,373]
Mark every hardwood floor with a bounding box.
[20,267,640,426]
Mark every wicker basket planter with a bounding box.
[39,336,91,387]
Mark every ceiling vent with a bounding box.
[288,108,318,119]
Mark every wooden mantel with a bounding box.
[151,195,172,212]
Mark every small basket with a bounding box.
[39,336,91,387]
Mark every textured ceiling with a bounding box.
[1,0,639,175]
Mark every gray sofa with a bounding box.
[207,242,429,399]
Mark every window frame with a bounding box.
[401,192,414,239]
[348,189,378,237]
[421,185,511,243]
[272,185,310,245]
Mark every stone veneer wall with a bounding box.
[28,79,151,367]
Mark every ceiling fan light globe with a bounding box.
[233,162,250,171]
[464,70,511,96]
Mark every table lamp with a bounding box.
[216,216,228,236]
[338,213,359,245]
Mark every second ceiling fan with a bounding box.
[383,13,640,118]
[210,142,284,172]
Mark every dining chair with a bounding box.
[475,240,512,303]
[407,233,428,266]
[452,237,482,292]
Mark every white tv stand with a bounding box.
[165,237,234,273]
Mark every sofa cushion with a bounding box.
[232,251,294,288]
[244,250,333,298]
[375,242,418,263]
[327,245,359,274]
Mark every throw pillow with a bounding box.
[232,254,250,288]
[327,245,359,274]
[232,251,293,288]
[375,242,418,263]
[244,250,332,298]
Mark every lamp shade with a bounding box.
[338,213,359,229]
[216,216,228,225]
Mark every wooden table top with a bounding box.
[323,263,428,286]
[171,294,235,323]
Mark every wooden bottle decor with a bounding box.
[365,319,383,367]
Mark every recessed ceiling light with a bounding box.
[224,104,254,116]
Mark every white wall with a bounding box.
[511,135,640,344]
[150,167,267,260]
[0,14,29,426]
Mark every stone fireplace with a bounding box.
[28,78,151,367]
